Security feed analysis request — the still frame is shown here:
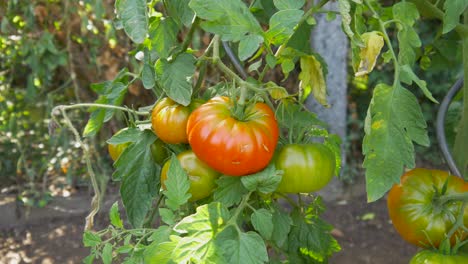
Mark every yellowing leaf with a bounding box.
[299,55,328,106]
[355,31,384,77]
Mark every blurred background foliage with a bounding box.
[0,1,463,204]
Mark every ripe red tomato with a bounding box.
[387,168,468,248]
[275,143,335,193]
[161,150,220,201]
[186,96,279,176]
[151,98,203,144]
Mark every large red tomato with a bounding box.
[186,96,279,176]
[151,98,202,144]
[387,168,468,248]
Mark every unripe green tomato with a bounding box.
[410,250,468,264]
[275,143,335,193]
[161,150,220,202]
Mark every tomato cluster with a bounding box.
[109,95,337,201]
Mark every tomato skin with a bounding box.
[186,96,279,176]
[161,150,220,201]
[387,168,468,248]
[150,139,169,165]
[108,141,131,162]
[410,250,468,264]
[275,144,335,193]
[151,98,203,144]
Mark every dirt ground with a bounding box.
[0,186,418,264]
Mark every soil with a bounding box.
[0,185,418,264]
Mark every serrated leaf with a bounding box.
[155,53,195,106]
[83,108,105,137]
[190,0,263,44]
[163,154,191,211]
[355,31,384,77]
[159,208,176,225]
[363,84,429,202]
[149,17,179,59]
[174,202,230,235]
[109,202,123,228]
[443,0,468,34]
[399,65,438,103]
[286,210,340,262]
[299,55,328,106]
[148,225,172,242]
[392,2,419,26]
[116,0,148,43]
[213,176,248,207]
[101,243,113,264]
[338,0,363,46]
[144,236,180,264]
[266,9,303,45]
[115,130,161,227]
[216,227,268,264]
[273,0,305,10]
[251,209,273,240]
[83,231,101,247]
[271,207,292,247]
[240,164,282,194]
[165,0,195,27]
[142,63,155,89]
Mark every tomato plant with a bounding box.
[387,168,468,248]
[108,140,130,162]
[45,0,468,263]
[187,96,279,176]
[410,250,468,264]
[161,150,220,201]
[151,97,203,144]
[275,143,335,193]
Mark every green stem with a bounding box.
[181,17,200,52]
[364,0,400,85]
[438,192,468,204]
[52,103,149,117]
[227,192,252,226]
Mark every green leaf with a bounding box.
[175,202,230,235]
[266,9,303,45]
[238,34,264,61]
[324,134,343,176]
[286,23,312,54]
[251,209,273,240]
[213,176,249,207]
[271,207,292,247]
[170,203,230,263]
[392,2,419,26]
[299,55,328,106]
[443,0,468,34]
[142,63,155,89]
[101,243,113,264]
[155,53,195,106]
[286,210,340,263]
[116,130,161,227]
[240,164,282,194]
[363,84,429,202]
[148,225,172,242]
[163,154,192,211]
[106,127,140,145]
[109,202,123,228]
[83,231,101,247]
[144,236,180,264]
[165,0,195,27]
[399,65,438,103]
[83,108,106,137]
[159,208,176,225]
[149,17,179,59]
[116,0,148,43]
[116,245,133,254]
[273,0,305,10]
[338,0,363,46]
[266,54,277,68]
[190,0,263,49]
[216,227,269,264]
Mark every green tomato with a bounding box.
[161,150,220,201]
[275,143,335,193]
[410,250,468,264]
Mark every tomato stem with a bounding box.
[438,193,468,204]
[227,191,253,226]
